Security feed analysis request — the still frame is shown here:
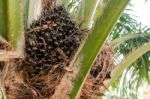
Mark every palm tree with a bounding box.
[1,0,150,99]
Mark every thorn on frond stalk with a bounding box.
[100,82,110,92]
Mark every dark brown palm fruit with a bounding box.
[25,5,81,74]
[80,45,113,99]
[23,5,82,98]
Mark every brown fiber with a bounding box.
[80,44,114,99]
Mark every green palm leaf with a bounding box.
[0,0,7,39]
[70,0,130,98]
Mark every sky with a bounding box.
[131,0,150,26]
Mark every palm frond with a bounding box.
[109,8,150,98]
[0,0,7,39]
[70,0,130,98]
[7,0,24,49]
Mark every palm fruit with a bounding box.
[23,5,82,98]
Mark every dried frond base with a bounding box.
[1,60,39,99]
[80,44,114,99]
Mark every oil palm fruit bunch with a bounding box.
[24,5,82,98]
[25,5,81,75]
[4,5,82,99]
